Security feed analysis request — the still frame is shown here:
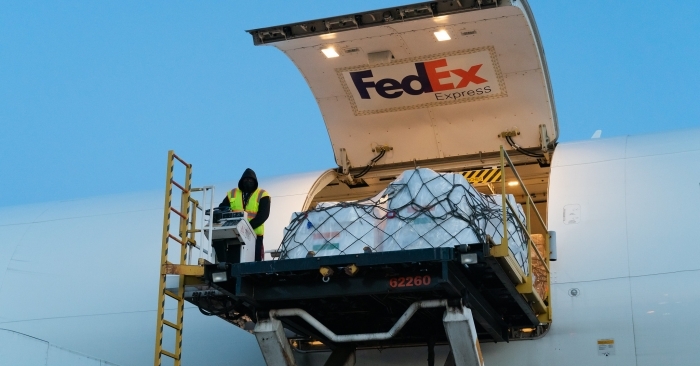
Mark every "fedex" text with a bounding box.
[349,59,488,99]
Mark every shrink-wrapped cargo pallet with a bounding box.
[279,168,530,274]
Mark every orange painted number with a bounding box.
[389,275,432,288]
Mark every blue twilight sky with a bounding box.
[1,1,699,208]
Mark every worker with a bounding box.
[218,168,270,262]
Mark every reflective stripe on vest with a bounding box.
[228,188,269,236]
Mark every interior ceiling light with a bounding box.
[508,181,519,186]
[322,47,340,58]
[433,15,449,24]
[434,30,451,41]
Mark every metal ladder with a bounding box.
[153,150,199,366]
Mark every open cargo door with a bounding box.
[248,0,558,171]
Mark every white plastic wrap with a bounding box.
[482,195,529,273]
[379,169,482,251]
[279,168,531,275]
[282,204,378,258]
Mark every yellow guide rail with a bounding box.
[490,146,552,324]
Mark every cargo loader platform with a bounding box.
[155,146,554,365]
[197,243,543,348]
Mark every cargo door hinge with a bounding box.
[339,148,351,175]
[371,145,393,153]
[498,128,520,138]
[539,124,551,163]
[338,148,355,185]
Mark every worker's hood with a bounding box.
[238,168,259,193]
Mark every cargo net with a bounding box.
[279,168,529,274]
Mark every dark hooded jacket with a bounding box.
[219,168,271,232]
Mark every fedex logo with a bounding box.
[349,59,487,99]
[339,48,505,115]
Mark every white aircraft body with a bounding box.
[1,0,699,365]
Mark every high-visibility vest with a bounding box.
[228,188,269,236]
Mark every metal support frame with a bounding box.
[204,246,542,344]
[443,306,484,366]
[260,301,485,366]
[254,318,297,366]
[163,263,205,276]
[323,346,356,366]
[444,351,456,366]
[442,261,509,341]
[269,300,448,343]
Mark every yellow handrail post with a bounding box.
[526,194,533,282]
[489,146,511,259]
[542,231,553,323]
[500,146,508,248]
[172,161,191,366]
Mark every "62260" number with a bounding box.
[389,275,432,288]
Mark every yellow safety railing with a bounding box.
[492,146,552,324]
